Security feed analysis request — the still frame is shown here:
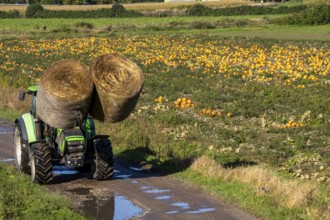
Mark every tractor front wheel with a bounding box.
[14,125,30,174]
[92,138,113,180]
[30,142,53,184]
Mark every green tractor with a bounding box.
[14,85,114,184]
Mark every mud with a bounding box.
[0,118,259,220]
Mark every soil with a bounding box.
[0,118,258,220]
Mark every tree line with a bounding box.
[0,0,162,5]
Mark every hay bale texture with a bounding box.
[90,53,143,123]
[36,60,93,129]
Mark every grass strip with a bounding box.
[0,164,84,220]
[0,108,21,121]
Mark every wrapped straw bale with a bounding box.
[90,53,143,123]
[36,60,93,129]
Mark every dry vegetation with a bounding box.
[191,156,329,219]
[0,87,30,113]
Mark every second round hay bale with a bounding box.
[90,53,144,123]
[36,60,94,129]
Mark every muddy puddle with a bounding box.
[67,187,143,220]
[0,126,13,134]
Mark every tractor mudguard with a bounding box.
[15,113,37,144]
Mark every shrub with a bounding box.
[26,4,44,18]
[111,4,127,17]
[110,4,142,17]
[75,22,94,29]
[187,4,211,16]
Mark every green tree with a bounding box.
[26,3,43,18]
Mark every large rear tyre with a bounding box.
[13,125,30,174]
[30,142,53,184]
[92,138,113,180]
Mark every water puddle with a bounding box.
[0,157,15,162]
[68,187,143,220]
[155,195,172,200]
[171,202,190,209]
[115,174,132,179]
[134,182,216,217]
[129,166,143,171]
[0,126,13,134]
[166,210,179,214]
[144,189,171,194]
[139,186,150,190]
[114,195,143,220]
[52,166,79,175]
[187,208,216,214]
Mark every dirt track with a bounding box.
[0,118,258,220]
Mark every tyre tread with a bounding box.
[31,142,53,184]
[92,139,113,180]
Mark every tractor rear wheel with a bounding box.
[92,138,113,180]
[14,125,30,174]
[30,142,53,184]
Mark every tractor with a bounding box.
[13,85,114,184]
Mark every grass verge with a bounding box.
[0,163,84,219]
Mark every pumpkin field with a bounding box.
[0,6,329,219]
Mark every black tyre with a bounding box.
[30,142,53,184]
[13,125,30,174]
[92,138,113,180]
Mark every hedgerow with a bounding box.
[0,10,20,18]
[26,4,142,18]
[187,4,307,16]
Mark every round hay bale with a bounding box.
[90,53,143,123]
[36,60,93,129]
